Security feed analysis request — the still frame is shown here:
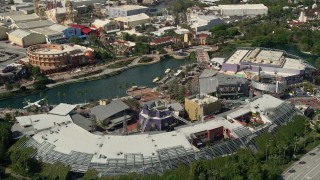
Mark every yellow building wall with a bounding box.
[184,33,189,43]
[23,33,46,47]
[8,34,24,47]
[120,18,150,29]
[0,27,8,40]
[185,98,222,121]
[185,98,203,121]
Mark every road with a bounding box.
[0,41,27,66]
[280,145,320,180]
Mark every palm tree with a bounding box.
[312,120,319,145]
[283,145,288,165]
[293,136,299,158]
[265,140,273,162]
[44,96,49,106]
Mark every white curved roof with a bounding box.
[32,123,193,162]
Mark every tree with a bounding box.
[5,83,13,92]
[4,113,12,121]
[134,42,150,55]
[0,120,12,163]
[8,143,39,176]
[68,36,84,44]
[314,57,320,69]
[122,32,131,41]
[313,42,320,56]
[87,32,98,46]
[187,81,192,95]
[179,86,187,103]
[252,36,273,47]
[83,169,99,180]
[40,162,70,179]
[31,66,41,76]
[14,81,21,89]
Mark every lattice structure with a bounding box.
[18,102,298,176]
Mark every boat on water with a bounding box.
[153,77,160,83]
[165,68,171,74]
[174,70,182,76]
[23,98,45,109]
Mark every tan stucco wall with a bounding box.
[185,98,203,121]
[0,27,8,40]
[185,98,221,121]
[116,18,150,29]
[23,33,46,47]
[9,33,46,47]
[8,34,23,46]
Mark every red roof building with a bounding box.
[69,24,93,35]
[150,36,173,46]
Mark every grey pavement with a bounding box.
[281,145,320,180]
[0,41,27,65]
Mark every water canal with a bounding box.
[1,45,318,109]
[1,58,191,108]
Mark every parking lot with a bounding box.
[281,145,320,180]
[0,41,27,65]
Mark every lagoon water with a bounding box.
[1,58,191,108]
[1,45,318,108]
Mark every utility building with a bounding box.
[91,100,131,129]
[109,5,148,18]
[218,4,268,17]
[0,26,8,40]
[8,29,46,47]
[115,13,150,29]
[185,94,221,122]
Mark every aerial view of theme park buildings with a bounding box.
[1,0,320,179]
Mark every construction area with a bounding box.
[126,86,165,103]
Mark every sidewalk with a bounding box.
[46,55,160,88]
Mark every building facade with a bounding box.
[0,26,8,40]
[92,19,119,33]
[191,126,226,147]
[8,29,46,47]
[185,94,221,121]
[189,15,224,32]
[221,48,316,84]
[115,13,150,29]
[49,24,82,39]
[199,69,249,99]
[109,5,148,18]
[27,44,94,73]
[218,4,268,17]
[139,101,175,131]
[91,100,131,129]
[251,74,287,95]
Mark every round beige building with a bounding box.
[27,44,95,74]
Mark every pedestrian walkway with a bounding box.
[172,113,191,125]
[196,50,210,65]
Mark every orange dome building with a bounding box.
[27,44,95,73]
[84,50,95,59]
